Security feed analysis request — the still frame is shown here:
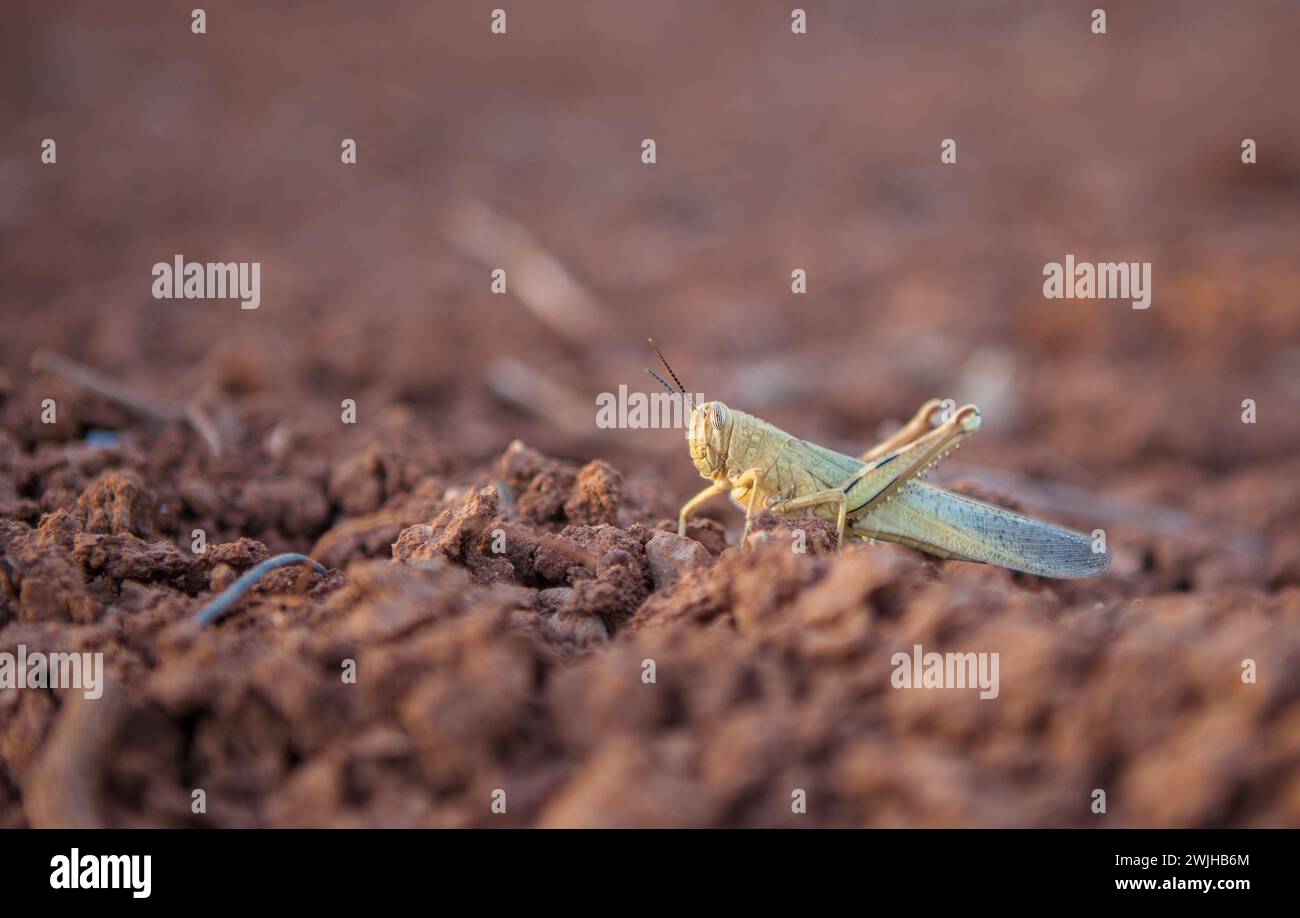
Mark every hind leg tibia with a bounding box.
[861,399,947,462]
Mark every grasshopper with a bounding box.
[647,342,1108,578]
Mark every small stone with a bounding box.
[644,531,712,591]
[544,610,609,645]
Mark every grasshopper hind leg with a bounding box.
[848,405,1109,577]
[861,399,947,462]
[843,403,982,521]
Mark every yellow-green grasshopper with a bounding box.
[648,342,1108,578]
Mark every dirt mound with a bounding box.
[2,435,1297,828]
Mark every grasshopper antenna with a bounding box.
[645,368,685,407]
[648,338,694,411]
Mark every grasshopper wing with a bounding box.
[773,437,865,489]
[853,481,1109,578]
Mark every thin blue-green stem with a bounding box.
[194,553,327,626]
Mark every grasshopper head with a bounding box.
[645,341,730,479]
[689,401,732,479]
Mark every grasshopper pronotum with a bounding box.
[648,342,1108,578]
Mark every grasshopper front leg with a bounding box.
[678,481,728,536]
[734,470,765,547]
[769,489,850,552]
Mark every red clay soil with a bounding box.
[2,1,1300,827]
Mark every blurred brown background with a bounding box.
[3,1,1298,478]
